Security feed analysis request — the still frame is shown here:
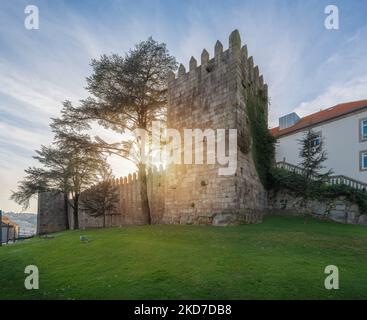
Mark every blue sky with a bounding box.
[1,0,367,212]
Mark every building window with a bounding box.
[360,151,367,171]
[360,118,367,141]
[311,135,321,148]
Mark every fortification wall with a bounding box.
[77,168,165,228]
[37,192,67,234]
[38,30,270,231]
[163,30,268,225]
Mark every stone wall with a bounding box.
[37,192,68,234]
[163,30,267,225]
[69,168,165,230]
[268,190,367,225]
[77,169,165,228]
[37,30,269,232]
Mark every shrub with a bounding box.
[270,167,367,213]
[245,88,276,189]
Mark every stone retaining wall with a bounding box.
[268,190,367,225]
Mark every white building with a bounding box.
[270,99,367,183]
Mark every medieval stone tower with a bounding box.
[163,30,269,225]
[37,30,270,233]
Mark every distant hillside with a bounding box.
[2,212,37,235]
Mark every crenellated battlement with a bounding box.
[164,29,269,225]
[108,165,165,187]
[38,29,269,232]
[168,30,267,96]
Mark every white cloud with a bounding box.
[1,1,367,212]
[290,26,367,120]
[0,57,83,106]
[0,122,50,151]
[294,77,367,117]
[0,4,141,213]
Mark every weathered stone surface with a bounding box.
[329,210,346,224]
[37,192,67,234]
[168,70,175,82]
[189,56,197,71]
[213,213,236,226]
[215,40,223,57]
[347,211,359,224]
[229,29,241,54]
[163,31,268,225]
[178,64,186,76]
[268,190,366,226]
[38,31,270,229]
[241,45,248,60]
[201,49,209,65]
[335,202,346,211]
[313,202,327,215]
[358,215,367,225]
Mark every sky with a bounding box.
[0,0,367,213]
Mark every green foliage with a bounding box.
[75,37,177,146]
[12,103,111,230]
[270,167,367,213]
[270,129,367,213]
[269,167,307,196]
[68,38,177,224]
[245,88,276,189]
[320,184,367,214]
[270,167,330,199]
[80,182,119,220]
[80,167,120,227]
[298,129,332,182]
[10,167,50,210]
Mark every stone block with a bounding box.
[335,203,346,211]
[347,211,359,224]
[358,215,367,225]
[213,213,236,226]
[328,210,346,223]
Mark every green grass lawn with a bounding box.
[1,215,367,300]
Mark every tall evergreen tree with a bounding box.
[11,102,110,230]
[63,38,177,224]
[298,129,332,223]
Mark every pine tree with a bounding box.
[11,102,110,230]
[298,129,332,223]
[63,38,177,225]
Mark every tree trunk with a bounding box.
[73,193,80,230]
[304,201,309,224]
[304,181,311,224]
[63,193,70,230]
[103,213,106,228]
[138,163,151,225]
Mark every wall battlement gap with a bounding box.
[168,29,267,94]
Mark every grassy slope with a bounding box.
[0,215,367,300]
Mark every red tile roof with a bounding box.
[270,99,367,137]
